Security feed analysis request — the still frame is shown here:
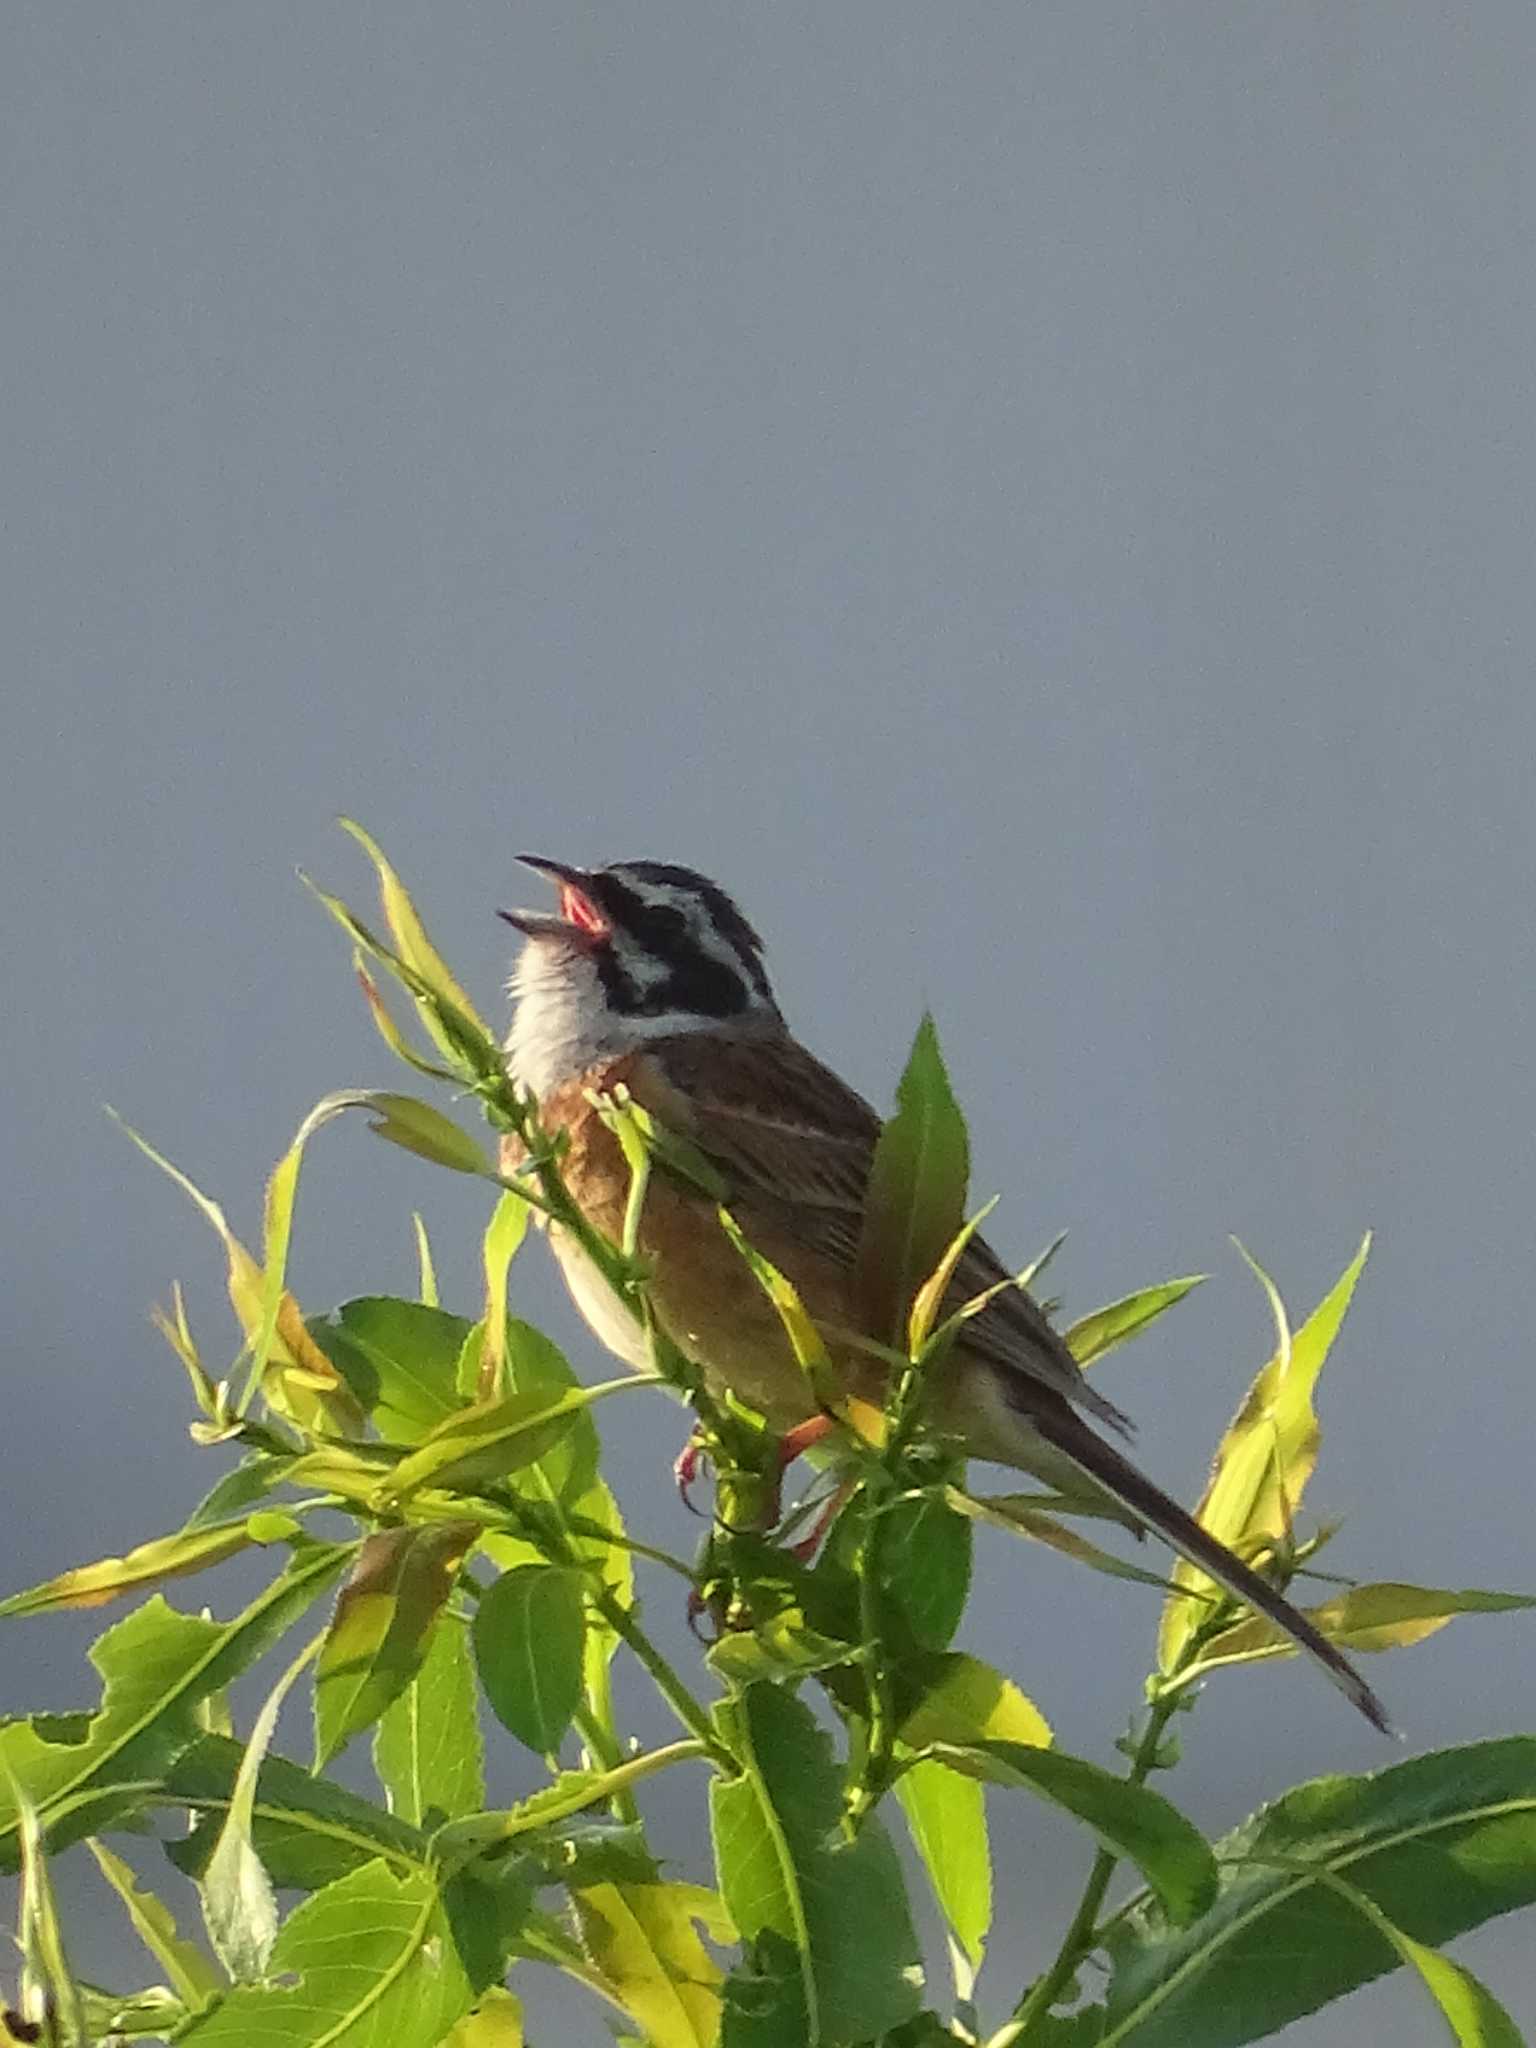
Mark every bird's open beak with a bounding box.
[498,855,609,942]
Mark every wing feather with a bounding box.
[636,1032,1128,1430]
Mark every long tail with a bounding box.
[1024,1399,1395,1735]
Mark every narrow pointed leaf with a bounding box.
[378,1376,644,1504]
[1183,1582,1536,1676]
[1160,1236,1370,1672]
[87,1839,222,2008]
[350,1091,493,1175]
[951,1489,1187,1592]
[852,1013,971,1349]
[12,1774,87,2046]
[0,1518,283,1618]
[340,817,492,1036]
[719,1208,841,1411]
[1065,1277,1206,1368]
[202,1631,323,1980]
[908,1198,999,1355]
[112,1116,363,1435]
[480,1189,533,1402]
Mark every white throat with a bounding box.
[506,942,754,1098]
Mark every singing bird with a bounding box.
[499,855,1390,1732]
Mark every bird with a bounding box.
[498,854,1391,1733]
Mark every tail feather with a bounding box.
[1023,1401,1396,1736]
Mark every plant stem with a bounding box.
[587,1580,734,1770]
[1010,1692,1181,2037]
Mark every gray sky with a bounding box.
[4,6,1534,2040]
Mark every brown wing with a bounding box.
[634,1031,1128,1431]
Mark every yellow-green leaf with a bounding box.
[572,1881,722,2048]
[899,1651,1052,1750]
[1159,1235,1370,1673]
[480,1189,533,1401]
[87,1838,221,2009]
[1065,1275,1206,1367]
[340,818,491,1036]
[894,1759,991,1982]
[377,1376,645,1505]
[719,1207,840,1410]
[0,1519,285,1618]
[1183,1582,1536,1675]
[441,1988,526,2046]
[908,1198,999,1356]
[314,1525,476,1765]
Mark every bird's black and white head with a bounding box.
[501,857,785,1095]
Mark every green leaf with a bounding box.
[1160,1236,1370,1673]
[339,817,493,1040]
[852,1013,971,1350]
[1183,1582,1536,1676]
[77,1983,192,2039]
[878,1494,972,1651]
[0,1517,286,1618]
[1065,1277,1207,1367]
[929,1740,1217,1927]
[895,1759,991,1978]
[1295,1868,1526,2048]
[1103,1736,1536,2047]
[501,1318,601,1505]
[898,1653,1052,1751]
[950,1488,1186,1592]
[710,1685,923,2045]
[167,1733,427,1892]
[202,1630,323,1981]
[0,1544,352,1866]
[375,1609,484,1827]
[182,1453,297,1529]
[480,1189,533,1403]
[175,1857,473,2045]
[719,1209,841,1413]
[378,1376,644,1505]
[473,1565,585,1753]
[112,1114,365,1436]
[348,1090,494,1176]
[412,1212,439,1306]
[571,1881,724,2048]
[315,1525,475,1765]
[907,1199,1000,1355]
[87,1838,222,2009]
[309,1298,475,1444]
[11,1772,87,2046]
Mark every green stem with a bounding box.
[589,1580,733,1769]
[846,1490,895,1826]
[1011,1692,1182,2036]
